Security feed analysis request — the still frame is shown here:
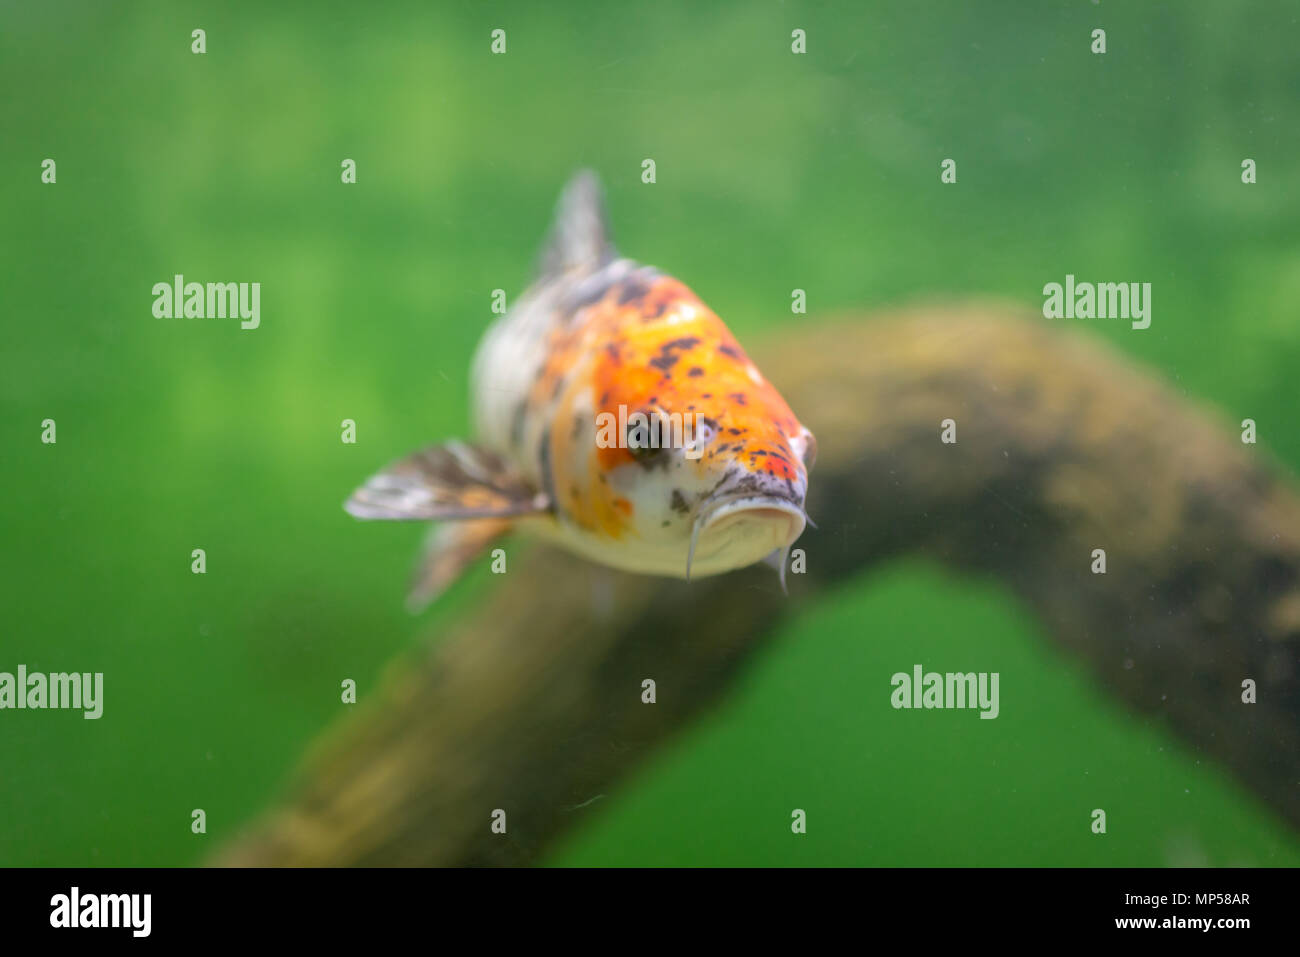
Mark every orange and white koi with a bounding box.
[346,171,816,608]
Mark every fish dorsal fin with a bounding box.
[539,169,616,279]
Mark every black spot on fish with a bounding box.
[670,490,690,515]
[687,366,704,377]
[571,414,584,440]
[701,392,713,399]
[617,274,653,306]
[633,449,670,472]
[727,427,743,436]
[709,468,738,494]
[649,336,702,373]
[729,392,748,406]
[718,344,741,359]
[729,473,766,497]
[605,343,620,362]
[664,336,702,352]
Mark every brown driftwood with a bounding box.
[216,303,1300,866]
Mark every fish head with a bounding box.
[584,281,816,579]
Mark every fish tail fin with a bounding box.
[539,169,616,278]
[406,517,515,613]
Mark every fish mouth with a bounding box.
[686,493,808,580]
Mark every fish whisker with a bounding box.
[687,513,702,581]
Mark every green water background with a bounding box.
[2,1,1298,865]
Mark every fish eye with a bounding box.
[626,413,665,460]
[691,417,719,446]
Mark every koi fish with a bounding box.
[346,171,816,609]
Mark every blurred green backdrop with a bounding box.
[2,0,1298,866]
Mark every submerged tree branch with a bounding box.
[216,303,1300,866]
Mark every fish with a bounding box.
[345,170,817,610]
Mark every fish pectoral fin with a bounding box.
[406,517,515,613]
[344,440,550,521]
